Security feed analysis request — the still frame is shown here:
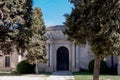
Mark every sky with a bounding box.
[33,0,73,26]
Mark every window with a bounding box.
[5,56,10,67]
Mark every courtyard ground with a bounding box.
[0,71,48,80]
[73,72,120,80]
[0,71,119,80]
[47,71,74,80]
[0,71,74,80]
[0,75,47,80]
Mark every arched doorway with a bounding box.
[57,47,69,71]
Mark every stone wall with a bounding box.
[118,56,120,75]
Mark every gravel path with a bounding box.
[0,71,74,80]
[0,75,47,80]
[0,76,44,80]
[47,71,75,80]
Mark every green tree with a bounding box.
[0,2,14,55]
[26,7,46,74]
[0,0,33,55]
[64,0,120,80]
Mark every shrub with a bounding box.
[107,66,118,75]
[88,59,107,74]
[79,68,89,72]
[16,60,35,74]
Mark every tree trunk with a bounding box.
[35,59,39,74]
[93,55,101,80]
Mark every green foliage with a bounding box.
[26,7,46,63]
[65,1,120,79]
[0,0,32,26]
[16,60,35,74]
[0,0,33,55]
[64,0,120,57]
[88,59,107,74]
[0,2,14,54]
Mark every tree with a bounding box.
[64,0,120,80]
[0,0,33,55]
[0,2,14,55]
[26,7,46,74]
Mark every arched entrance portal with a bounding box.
[57,47,69,71]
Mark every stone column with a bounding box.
[52,44,56,71]
[118,56,120,75]
[45,43,53,72]
[76,45,79,71]
[18,55,22,62]
[46,43,49,67]
[72,43,75,71]
[49,43,53,71]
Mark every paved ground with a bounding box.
[0,76,44,80]
[47,71,75,80]
[0,71,74,80]
[0,75,47,80]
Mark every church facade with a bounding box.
[40,25,120,73]
[43,25,94,72]
[0,25,120,75]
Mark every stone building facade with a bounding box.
[0,25,120,75]
[0,49,26,71]
[0,52,18,71]
[42,25,120,74]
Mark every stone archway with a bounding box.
[57,47,69,71]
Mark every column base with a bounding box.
[71,67,79,72]
[38,63,45,72]
[45,67,53,72]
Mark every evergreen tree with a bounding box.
[26,7,46,73]
[64,0,120,80]
[0,2,13,54]
[0,0,33,55]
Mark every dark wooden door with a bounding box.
[57,47,69,71]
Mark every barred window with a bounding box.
[5,56,10,67]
